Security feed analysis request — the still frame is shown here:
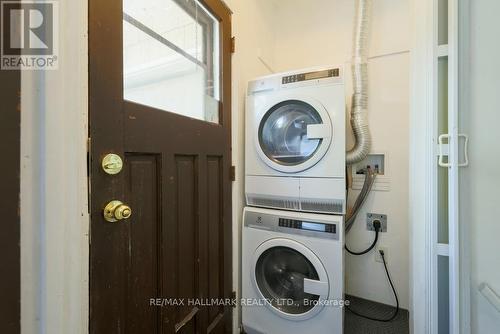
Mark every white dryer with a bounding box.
[245,66,346,214]
[242,207,344,334]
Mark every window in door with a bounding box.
[123,0,221,123]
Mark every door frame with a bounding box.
[21,0,237,333]
[20,0,90,332]
[410,0,471,333]
[0,0,21,332]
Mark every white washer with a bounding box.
[242,207,344,334]
[245,66,346,214]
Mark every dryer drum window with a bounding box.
[259,100,323,166]
[255,246,320,314]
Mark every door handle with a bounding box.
[103,200,132,222]
[458,134,469,167]
[307,124,330,139]
[438,134,451,168]
[303,278,329,296]
[438,134,469,168]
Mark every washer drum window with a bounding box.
[255,246,320,315]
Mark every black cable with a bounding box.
[345,229,379,255]
[346,251,400,322]
[344,220,381,255]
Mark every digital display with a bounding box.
[304,70,334,81]
[278,218,336,234]
[301,222,327,232]
[282,68,340,84]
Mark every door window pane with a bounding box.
[438,256,450,333]
[123,0,220,123]
[255,246,320,315]
[437,57,449,244]
[259,101,323,166]
[438,0,448,46]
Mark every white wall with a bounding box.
[226,0,277,331]
[230,0,411,311]
[461,0,500,332]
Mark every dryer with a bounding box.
[242,207,344,334]
[245,66,346,214]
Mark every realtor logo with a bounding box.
[1,1,58,70]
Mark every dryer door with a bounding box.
[251,238,330,321]
[256,99,333,173]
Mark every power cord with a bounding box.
[346,250,400,322]
[344,169,399,322]
[345,220,381,255]
[344,220,399,322]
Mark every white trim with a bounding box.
[448,0,461,332]
[20,0,89,333]
[437,44,449,58]
[431,1,440,330]
[410,0,434,333]
[458,0,472,331]
[436,243,450,257]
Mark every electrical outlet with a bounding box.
[375,246,388,263]
[366,213,387,232]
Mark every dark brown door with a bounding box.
[89,0,232,333]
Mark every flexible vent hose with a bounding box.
[347,0,372,165]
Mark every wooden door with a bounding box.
[89,0,232,333]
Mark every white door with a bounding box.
[434,0,463,333]
[459,0,500,333]
[434,0,500,333]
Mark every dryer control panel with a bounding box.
[282,68,340,84]
[247,65,344,94]
[245,209,340,240]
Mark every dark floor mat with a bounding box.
[344,295,409,334]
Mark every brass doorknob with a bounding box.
[103,200,132,222]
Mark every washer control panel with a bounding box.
[279,218,337,234]
[245,210,340,240]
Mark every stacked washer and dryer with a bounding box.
[242,66,347,334]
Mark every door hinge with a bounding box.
[87,137,91,176]
[230,166,236,181]
[87,137,91,215]
[231,36,235,53]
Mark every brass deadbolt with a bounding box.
[103,200,132,222]
[102,154,123,175]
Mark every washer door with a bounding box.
[256,98,332,173]
[251,238,330,321]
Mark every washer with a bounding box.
[245,66,346,214]
[242,207,344,334]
